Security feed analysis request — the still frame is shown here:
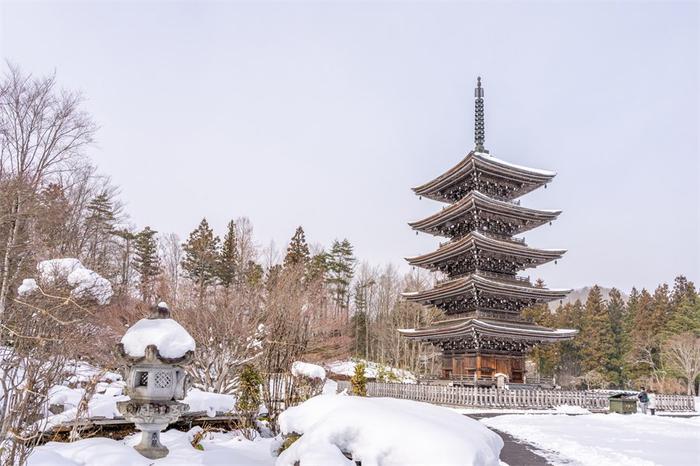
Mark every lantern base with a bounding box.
[117,400,189,459]
[133,423,170,459]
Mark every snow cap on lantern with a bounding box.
[118,302,195,401]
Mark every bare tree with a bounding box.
[663,332,700,395]
[0,64,97,315]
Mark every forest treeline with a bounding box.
[525,279,700,395]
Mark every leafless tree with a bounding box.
[0,64,97,316]
[663,332,700,395]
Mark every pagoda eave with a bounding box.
[413,151,556,203]
[409,190,561,236]
[402,274,571,305]
[399,318,578,342]
[406,231,566,270]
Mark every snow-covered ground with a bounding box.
[482,412,700,466]
[29,427,275,466]
[325,359,416,383]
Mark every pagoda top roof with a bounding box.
[406,231,566,270]
[402,272,571,304]
[413,151,556,203]
[398,317,578,341]
[409,190,561,236]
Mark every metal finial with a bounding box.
[474,76,487,153]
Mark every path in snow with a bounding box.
[465,414,556,466]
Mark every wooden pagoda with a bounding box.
[400,78,577,384]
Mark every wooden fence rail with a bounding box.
[336,381,696,412]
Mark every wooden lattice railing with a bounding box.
[336,381,696,412]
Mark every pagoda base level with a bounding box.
[441,351,526,384]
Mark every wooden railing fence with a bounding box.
[336,381,696,412]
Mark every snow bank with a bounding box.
[21,258,113,305]
[291,361,326,380]
[482,412,700,466]
[183,389,236,417]
[326,359,416,383]
[29,428,276,466]
[121,318,195,358]
[278,395,503,466]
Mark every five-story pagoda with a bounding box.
[400,78,577,384]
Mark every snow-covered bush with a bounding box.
[290,361,326,402]
[277,395,503,466]
[18,258,113,305]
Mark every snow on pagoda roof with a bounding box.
[413,151,556,203]
[406,231,566,269]
[409,190,561,236]
[402,272,571,304]
[399,318,577,341]
[121,317,196,359]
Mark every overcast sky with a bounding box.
[1,1,698,292]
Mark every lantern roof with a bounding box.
[120,303,195,360]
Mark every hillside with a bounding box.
[549,286,629,310]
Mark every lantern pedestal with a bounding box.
[117,400,189,459]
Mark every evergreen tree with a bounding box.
[606,288,628,386]
[283,226,310,268]
[84,191,117,275]
[218,220,239,288]
[244,260,264,287]
[133,226,160,303]
[327,239,356,314]
[580,286,616,381]
[307,251,329,283]
[182,218,221,303]
[351,362,367,396]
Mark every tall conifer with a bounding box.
[182,218,221,303]
[133,226,160,303]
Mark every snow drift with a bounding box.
[277,395,503,466]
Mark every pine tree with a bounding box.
[283,226,310,268]
[606,288,628,386]
[182,218,221,303]
[580,286,616,382]
[84,192,117,276]
[133,226,160,303]
[351,362,367,396]
[307,251,329,283]
[327,239,356,315]
[218,220,239,288]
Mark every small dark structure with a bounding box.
[608,393,637,414]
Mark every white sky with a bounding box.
[1,1,698,292]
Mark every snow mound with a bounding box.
[482,412,700,466]
[22,258,113,305]
[121,318,195,358]
[17,278,38,296]
[326,359,416,383]
[183,389,236,417]
[291,361,326,380]
[277,395,503,466]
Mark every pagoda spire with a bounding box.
[474,76,488,153]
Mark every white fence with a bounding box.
[336,381,696,412]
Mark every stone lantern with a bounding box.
[116,302,196,459]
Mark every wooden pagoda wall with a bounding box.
[442,353,525,383]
